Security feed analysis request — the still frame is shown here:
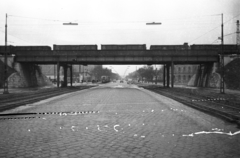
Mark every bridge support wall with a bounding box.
[171,61,174,88]
[0,56,15,88]
[163,65,166,87]
[9,63,52,88]
[57,62,60,88]
[0,58,52,88]
[0,56,52,88]
[166,64,170,87]
[70,65,73,87]
[163,62,175,88]
[62,64,68,87]
[191,63,215,88]
[55,63,73,88]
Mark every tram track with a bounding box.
[140,85,240,125]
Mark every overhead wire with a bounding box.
[211,38,220,44]
[224,32,236,37]
[0,29,36,45]
[223,12,240,25]
[8,13,224,25]
[8,14,68,23]
[211,31,236,44]
[189,25,220,44]
[5,13,240,45]
[189,12,240,44]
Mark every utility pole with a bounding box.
[3,13,9,94]
[220,13,225,94]
[237,20,240,47]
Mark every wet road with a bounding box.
[0,82,240,158]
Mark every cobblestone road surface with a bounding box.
[0,82,240,158]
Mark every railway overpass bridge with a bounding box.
[1,44,239,88]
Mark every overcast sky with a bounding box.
[0,0,240,76]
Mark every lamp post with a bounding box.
[63,22,78,25]
[3,13,9,94]
[146,22,162,25]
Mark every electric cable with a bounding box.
[189,25,220,44]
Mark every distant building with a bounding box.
[157,65,198,85]
[173,65,198,84]
[40,65,97,82]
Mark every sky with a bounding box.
[0,0,240,76]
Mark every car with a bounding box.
[120,80,124,83]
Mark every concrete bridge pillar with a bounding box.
[163,64,166,87]
[166,64,170,87]
[199,64,204,87]
[171,61,174,88]
[202,63,213,87]
[69,65,73,87]
[194,63,214,87]
[194,65,201,86]
[62,64,68,87]
[57,62,60,88]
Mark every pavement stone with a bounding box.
[0,83,240,157]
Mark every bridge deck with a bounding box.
[13,50,222,64]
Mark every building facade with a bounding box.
[40,65,97,82]
[173,65,198,85]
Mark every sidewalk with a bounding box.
[0,82,99,96]
[136,82,240,96]
[0,86,55,95]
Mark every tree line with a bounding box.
[91,65,120,80]
[126,65,163,83]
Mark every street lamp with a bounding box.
[63,22,78,25]
[3,13,9,94]
[146,22,162,25]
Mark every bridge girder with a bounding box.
[13,50,220,65]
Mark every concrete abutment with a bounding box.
[0,56,52,88]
